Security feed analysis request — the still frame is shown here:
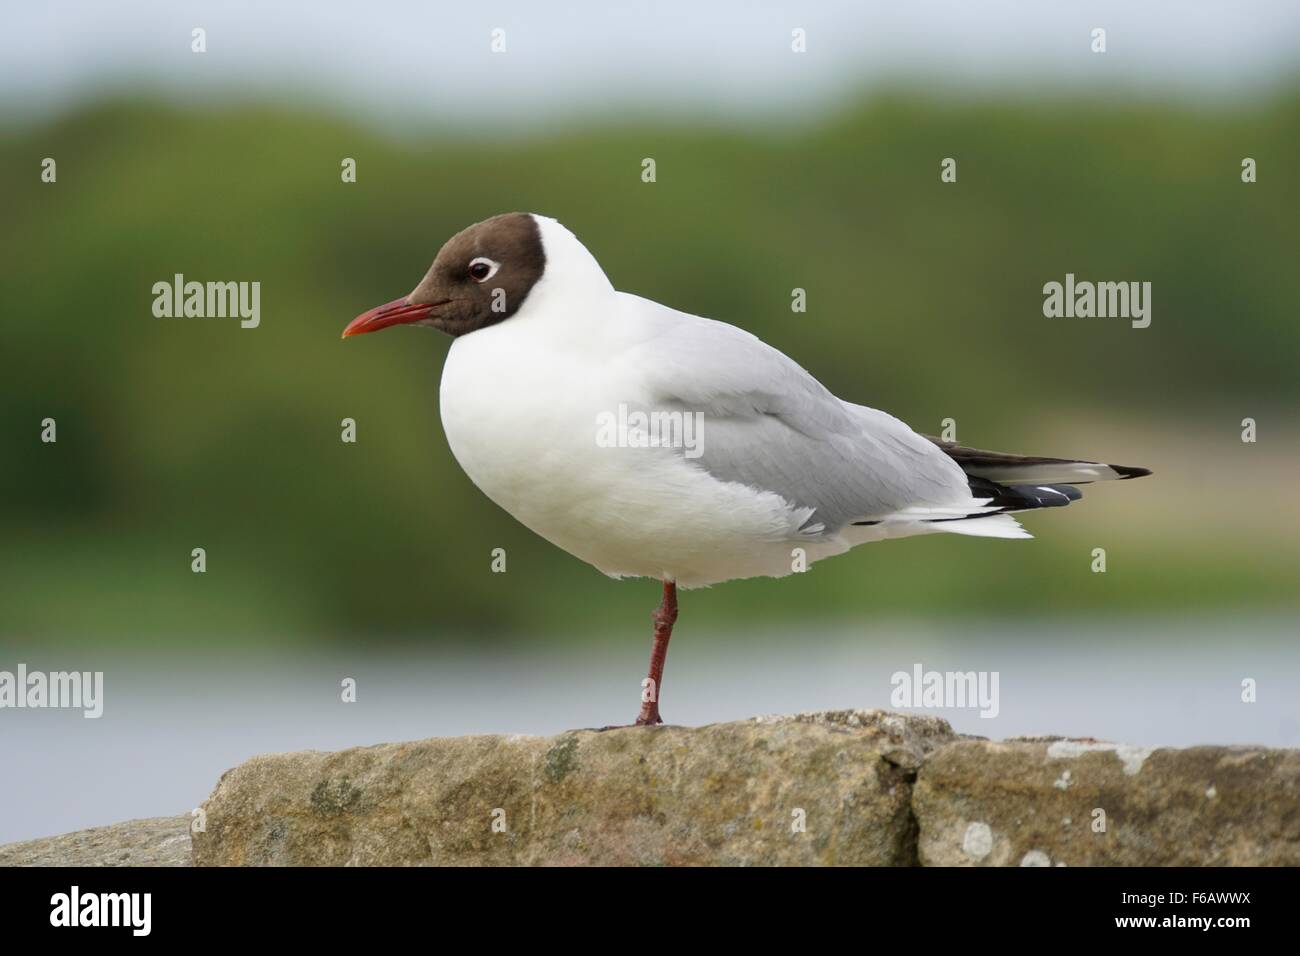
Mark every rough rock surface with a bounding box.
[6,712,1298,866]
[0,815,192,867]
[191,710,954,866]
[913,738,1300,866]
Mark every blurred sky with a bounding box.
[4,1,1299,131]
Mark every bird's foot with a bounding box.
[634,708,664,726]
[583,716,664,732]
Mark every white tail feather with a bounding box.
[930,513,1033,540]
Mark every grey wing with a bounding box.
[620,297,973,532]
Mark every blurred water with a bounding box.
[1,615,1296,845]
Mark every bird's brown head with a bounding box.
[342,212,546,339]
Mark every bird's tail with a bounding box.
[928,438,1151,485]
[925,436,1151,519]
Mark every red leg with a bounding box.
[635,580,678,726]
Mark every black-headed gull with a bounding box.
[343,213,1150,725]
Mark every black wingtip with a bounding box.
[1111,464,1153,479]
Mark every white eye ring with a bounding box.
[468,257,500,283]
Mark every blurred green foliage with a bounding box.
[2,93,1297,647]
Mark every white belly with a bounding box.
[437,323,848,588]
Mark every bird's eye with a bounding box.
[468,257,500,282]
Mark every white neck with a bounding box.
[515,215,615,321]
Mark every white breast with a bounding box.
[437,301,836,588]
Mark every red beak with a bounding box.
[341,297,439,338]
